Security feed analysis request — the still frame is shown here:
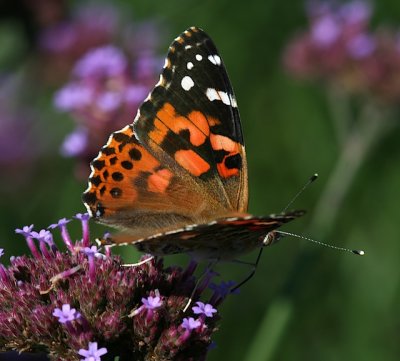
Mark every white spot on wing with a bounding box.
[205,88,237,107]
[208,54,221,66]
[196,54,203,61]
[163,57,170,68]
[187,62,194,70]
[185,45,192,50]
[181,76,194,91]
[155,74,165,86]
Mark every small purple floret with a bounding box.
[15,225,34,237]
[142,295,162,310]
[181,317,201,331]
[30,229,54,245]
[0,248,4,257]
[82,246,104,259]
[74,213,90,221]
[61,128,88,157]
[48,218,71,230]
[210,280,239,297]
[78,342,107,361]
[192,302,217,318]
[53,304,80,323]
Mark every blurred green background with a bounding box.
[1,0,400,360]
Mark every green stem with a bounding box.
[243,299,292,361]
[310,102,393,236]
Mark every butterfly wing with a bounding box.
[83,27,248,238]
[134,26,248,213]
[106,211,305,260]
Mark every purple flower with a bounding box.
[0,248,4,258]
[181,317,201,331]
[15,224,34,237]
[51,18,161,177]
[53,304,80,323]
[48,218,71,230]
[82,246,104,282]
[30,229,53,245]
[54,83,93,111]
[347,33,376,59]
[78,342,107,361]
[74,213,90,221]
[96,91,122,112]
[124,85,148,103]
[40,23,76,52]
[311,15,341,47]
[192,302,217,318]
[209,280,238,297]
[73,45,127,78]
[74,213,91,247]
[61,128,88,157]
[2,216,225,359]
[339,0,372,25]
[142,295,162,310]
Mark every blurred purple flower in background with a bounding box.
[38,4,119,85]
[283,0,399,233]
[284,0,400,103]
[47,4,162,178]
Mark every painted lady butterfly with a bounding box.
[82,27,304,260]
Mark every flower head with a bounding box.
[2,215,227,360]
[50,10,161,179]
[284,0,400,103]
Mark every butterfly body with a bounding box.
[83,27,304,260]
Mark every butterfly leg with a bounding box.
[183,259,219,312]
[230,247,264,293]
[122,255,154,267]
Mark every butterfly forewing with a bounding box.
[134,27,248,213]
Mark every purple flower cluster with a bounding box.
[0,215,233,360]
[284,0,400,103]
[38,4,119,85]
[47,4,161,178]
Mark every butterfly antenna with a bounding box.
[276,230,365,256]
[282,173,318,213]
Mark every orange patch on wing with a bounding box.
[150,103,210,147]
[187,110,210,137]
[210,134,241,178]
[174,149,210,176]
[208,116,221,127]
[217,163,239,178]
[149,118,169,145]
[148,168,174,193]
[210,134,238,152]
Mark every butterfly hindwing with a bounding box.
[106,211,305,260]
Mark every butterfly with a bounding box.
[82,26,304,261]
